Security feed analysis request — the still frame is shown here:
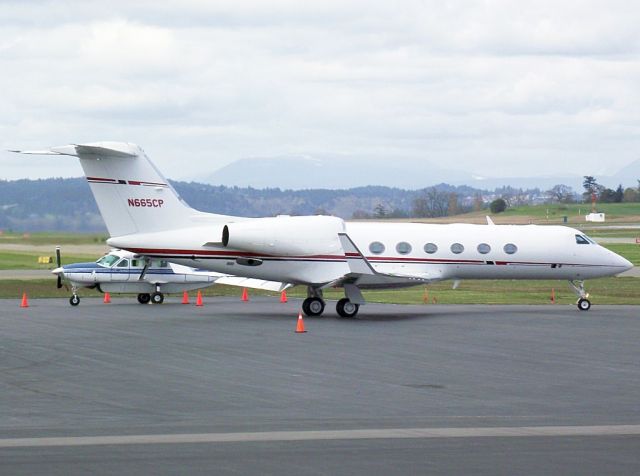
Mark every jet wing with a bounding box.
[337,233,444,283]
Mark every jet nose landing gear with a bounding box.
[577,298,591,311]
[570,280,591,311]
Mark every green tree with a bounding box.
[490,198,507,213]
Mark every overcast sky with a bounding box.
[1,0,640,183]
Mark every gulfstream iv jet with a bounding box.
[14,142,633,317]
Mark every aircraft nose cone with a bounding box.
[51,267,63,275]
[619,255,634,272]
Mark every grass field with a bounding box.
[401,202,640,225]
[0,251,98,270]
[0,231,107,245]
[3,277,638,305]
[603,244,640,265]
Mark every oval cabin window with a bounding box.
[451,243,464,254]
[477,243,491,254]
[424,243,438,254]
[504,243,518,254]
[369,242,385,254]
[396,242,412,255]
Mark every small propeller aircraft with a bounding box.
[52,247,288,306]
[15,142,633,317]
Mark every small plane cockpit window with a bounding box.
[96,254,120,267]
[477,243,491,254]
[369,242,385,254]
[160,260,169,267]
[451,243,464,254]
[396,242,412,255]
[504,243,518,254]
[575,234,591,245]
[116,259,129,268]
[131,259,141,268]
[424,243,438,254]
[152,260,169,268]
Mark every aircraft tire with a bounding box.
[336,298,359,318]
[151,292,164,305]
[577,298,591,311]
[69,295,80,306]
[302,297,325,316]
[137,293,151,304]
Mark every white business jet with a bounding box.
[53,248,288,306]
[14,143,633,317]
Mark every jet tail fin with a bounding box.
[12,142,226,237]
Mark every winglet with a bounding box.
[338,233,376,275]
[486,216,495,225]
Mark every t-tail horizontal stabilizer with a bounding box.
[11,142,138,158]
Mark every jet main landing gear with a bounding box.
[569,280,591,311]
[302,287,325,316]
[336,298,359,318]
[302,297,325,316]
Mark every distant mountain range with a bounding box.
[0,177,495,232]
[202,156,640,191]
[201,156,475,190]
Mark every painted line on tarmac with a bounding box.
[1,425,640,448]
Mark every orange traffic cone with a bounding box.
[20,292,29,308]
[241,288,249,302]
[423,288,429,304]
[550,288,556,304]
[182,291,190,304]
[195,290,203,306]
[295,312,307,333]
[103,292,111,304]
[432,296,437,304]
[280,290,288,303]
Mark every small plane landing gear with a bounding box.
[69,295,80,306]
[150,292,164,304]
[336,298,359,318]
[137,293,151,304]
[569,280,591,311]
[302,297,325,316]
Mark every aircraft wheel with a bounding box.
[137,293,151,304]
[302,297,325,316]
[69,295,80,306]
[577,298,591,311]
[151,292,164,304]
[336,298,359,318]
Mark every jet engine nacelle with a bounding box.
[222,215,346,256]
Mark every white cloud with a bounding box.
[1,0,640,184]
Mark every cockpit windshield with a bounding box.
[575,234,595,245]
[96,254,120,267]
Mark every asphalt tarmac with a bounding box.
[1,297,639,475]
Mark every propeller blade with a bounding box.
[55,246,62,289]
